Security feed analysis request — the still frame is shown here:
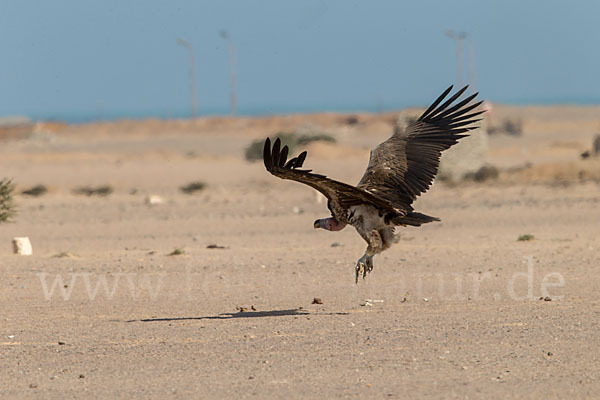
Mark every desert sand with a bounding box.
[1,105,600,398]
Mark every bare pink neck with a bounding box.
[326,218,347,231]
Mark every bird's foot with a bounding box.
[355,255,374,283]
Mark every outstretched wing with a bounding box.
[358,85,484,207]
[263,137,405,220]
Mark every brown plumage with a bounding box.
[263,85,484,282]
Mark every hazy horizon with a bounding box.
[2,0,599,122]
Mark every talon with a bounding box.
[355,255,374,283]
[355,261,363,284]
[367,256,374,273]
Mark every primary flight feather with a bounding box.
[263,85,484,282]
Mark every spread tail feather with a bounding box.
[394,211,440,227]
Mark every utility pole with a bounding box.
[444,29,468,87]
[176,38,198,118]
[220,30,237,116]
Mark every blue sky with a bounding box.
[1,0,599,121]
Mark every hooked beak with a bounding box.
[313,219,320,229]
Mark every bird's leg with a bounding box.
[355,230,382,283]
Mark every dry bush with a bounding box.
[489,118,522,136]
[73,185,113,197]
[180,181,206,194]
[21,184,48,197]
[464,165,500,183]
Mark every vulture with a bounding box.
[263,86,484,282]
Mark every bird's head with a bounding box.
[314,217,346,231]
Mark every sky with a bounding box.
[1,0,599,122]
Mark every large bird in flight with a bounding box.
[263,86,484,282]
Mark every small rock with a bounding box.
[145,195,164,205]
[78,374,85,379]
[13,237,33,256]
[57,341,65,345]
[29,384,38,389]
[330,242,341,247]
[543,296,552,301]
[237,307,248,312]
[312,298,323,305]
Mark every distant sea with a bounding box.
[14,97,600,124]
[25,104,391,124]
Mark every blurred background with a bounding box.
[1,0,599,122]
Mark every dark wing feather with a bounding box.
[263,138,405,220]
[358,85,484,207]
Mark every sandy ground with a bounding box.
[1,106,600,398]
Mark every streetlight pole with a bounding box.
[444,29,468,87]
[467,36,477,93]
[220,30,237,116]
[176,38,198,118]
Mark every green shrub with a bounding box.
[245,131,336,162]
[517,234,535,241]
[296,133,336,146]
[245,132,297,162]
[0,179,16,223]
[168,248,186,256]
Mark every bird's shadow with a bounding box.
[128,308,316,323]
